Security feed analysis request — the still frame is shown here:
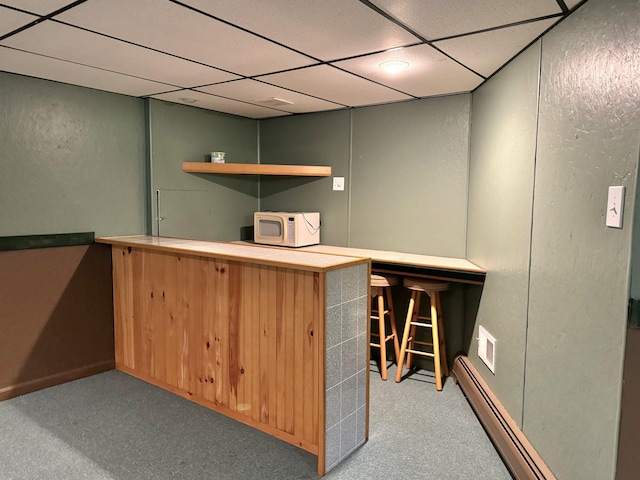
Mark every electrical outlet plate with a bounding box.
[478,326,496,374]
[606,185,625,228]
[333,177,344,191]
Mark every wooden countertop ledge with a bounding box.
[96,235,367,272]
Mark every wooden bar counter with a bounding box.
[97,235,371,475]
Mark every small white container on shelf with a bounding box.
[211,151,226,163]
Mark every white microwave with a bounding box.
[254,212,320,247]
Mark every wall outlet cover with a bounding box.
[478,326,496,374]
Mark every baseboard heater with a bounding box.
[452,355,556,480]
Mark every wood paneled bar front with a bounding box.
[96,235,370,476]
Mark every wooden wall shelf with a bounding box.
[182,162,332,177]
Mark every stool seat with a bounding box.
[370,273,401,381]
[403,278,449,293]
[371,274,399,288]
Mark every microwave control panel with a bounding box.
[287,217,296,244]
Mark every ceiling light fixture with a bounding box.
[179,97,197,104]
[379,60,410,74]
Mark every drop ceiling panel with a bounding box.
[1,1,76,16]
[181,0,420,61]
[435,18,560,77]
[0,7,37,36]
[55,0,315,76]
[0,0,588,119]
[334,44,484,98]
[260,65,412,107]
[151,90,291,119]
[370,0,563,40]
[1,21,238,88]
[0,46,172,96]
[197,79,343,115]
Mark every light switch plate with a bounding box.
[333,177,344,191]
[606,185,625,228]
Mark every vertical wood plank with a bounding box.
[112,247,126,366]
[313,273,320,446]
[189,256,205,400]
[176,254,196,394]
[227,261,241,413]
[164,254,178,389]
[259,266,270,424]
[293,271,305,437]
[236,263,251,416]
[150,252,166,381]
[214,260,229,408]
[126,248,141,369]
[284,269,296,434]
[275,268,286,431]
[138,250,154,378]
[316,271,327,476]
[201,258,216,403]
[303,271,318,444]
[250,264,261,423]
[268,267,278,428]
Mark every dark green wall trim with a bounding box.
[0,232,95,251]
[144,98,153,235]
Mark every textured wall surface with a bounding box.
[467,0,640,478]
[350,96,470,257]
[466,43,541,424]
[523,0,640,479]
[259,110,351,247]
[0,72,146,237]
[149,99,259,241]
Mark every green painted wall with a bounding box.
[259,110,351,247]
[524,0,638,478]
[148,99,259,241]
[466,43,540,423]
[0,72,146,237]
[468,0,640,478]
[351,96,471,257]
[259,96,471,256]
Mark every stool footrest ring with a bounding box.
[406,348,435,358]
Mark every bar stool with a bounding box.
[370,274,401,380]
[395,278,450,390]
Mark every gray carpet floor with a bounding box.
[0,363,511,480]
